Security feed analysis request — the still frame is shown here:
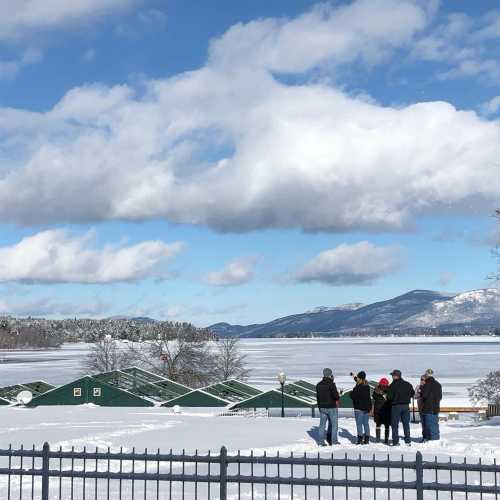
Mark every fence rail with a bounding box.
[0,442,499,499]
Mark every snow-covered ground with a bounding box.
[1,405,498,458]
[0,406,499,499]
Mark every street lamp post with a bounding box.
[278,372,287,418]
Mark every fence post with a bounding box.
[220,446,228,500]
[41,442,50,500]
[415,451,423,500]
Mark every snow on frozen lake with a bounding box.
[241,337,500,405]
[0,337,499,404]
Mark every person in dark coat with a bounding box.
[316,368,340,446]
[387,369,415,446]
[372,378,391,444]
[420,368,442,441]
[350,371,372,445]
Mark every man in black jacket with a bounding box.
[387,369,415,446]
[421,368,442,441]
[316,368,340,446]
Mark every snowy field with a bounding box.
[1,405,498,458]
[0,406,499,499]
[1,337,499,405]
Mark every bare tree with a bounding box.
[213,337,250,381]
[82,335,128,374]
[468,370,500,405]
[127,322,217,388]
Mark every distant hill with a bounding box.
[208,289,500,337]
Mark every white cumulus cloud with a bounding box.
[294,242,401,285]
[204,257,257,287]
[0,229,184,284]
[0,1,499,233]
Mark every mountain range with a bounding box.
[208,289,500,337]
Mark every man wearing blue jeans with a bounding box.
[421,369,442,441]
[319,407,339,445]
[387,369,415,446]
[316,368,340,446]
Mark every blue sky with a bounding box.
[0,0,499,326]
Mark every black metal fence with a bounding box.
[0,442,499,499]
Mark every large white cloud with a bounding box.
[294,241,401,285]
[0,0,499,232]
[0,229,184,283]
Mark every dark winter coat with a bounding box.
[387,379,415,406]
[316,377,340,408]
[372,386,391,426]
[421,377,442,414]
[350,383,372,412]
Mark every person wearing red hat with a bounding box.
[372,378,391,444]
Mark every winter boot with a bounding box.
[363,435,370,445]
[375,428,381,443]
[384,428,390,445]
[356,436,363,445]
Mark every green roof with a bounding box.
[282,383,316,404]
[202,380,262,403]
[121,367,191,396]
[28,376,155,407]
[121,366,169,384]
[230,389,315,409]
[92,370,189,403]
[220,380,262,397]
[0,380,55,402]
[293,380,316,392]
[153,379,191,396]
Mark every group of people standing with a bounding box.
[315,367,442,447]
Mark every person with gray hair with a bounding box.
[421,368,442,441]
[316,368,340,446]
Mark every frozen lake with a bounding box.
[1,337,499,404]
[240,337,500,404]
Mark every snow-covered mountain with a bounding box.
[208,289,500,337]
[401,289,500,328]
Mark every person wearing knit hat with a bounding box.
[316,368,340,446]
[372,378,391,444]
[421,369,442,442]
[387,369,415,446]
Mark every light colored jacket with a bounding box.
[415,383,424,412]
